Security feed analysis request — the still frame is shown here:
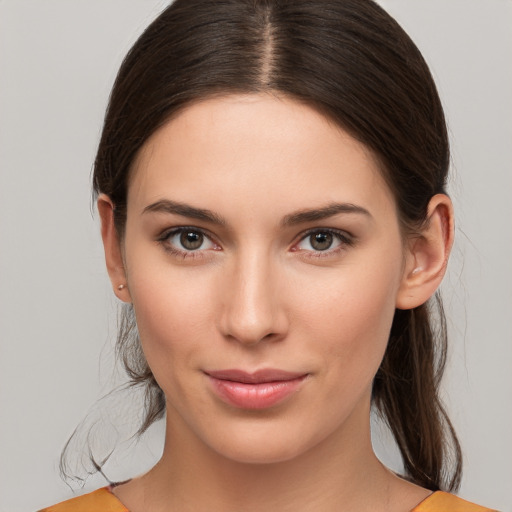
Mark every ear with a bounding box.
[396,194,454,310]
[97,194,132,303]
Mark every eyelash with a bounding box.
[292,228,355,258]
[156,227,355,260]
[156,227,220,260]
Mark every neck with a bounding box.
[132,404,399,511]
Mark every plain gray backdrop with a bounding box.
[0,1,511,511]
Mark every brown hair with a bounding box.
[87,0,461,491]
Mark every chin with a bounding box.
[202,420,324,466]
[216,441,307,466]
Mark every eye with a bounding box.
[177,230,206,250]
[159,227,219,254]
[307,231,335,251]
[293,229,353,254]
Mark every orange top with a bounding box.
[39,487,497,512]
[412,491,497,512]
[38,488,128,512]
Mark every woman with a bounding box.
[39,0,496,510]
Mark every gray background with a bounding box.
[0,1,511,511]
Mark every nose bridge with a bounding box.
[220,247,286,345]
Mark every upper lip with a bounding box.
[205,369,308,384]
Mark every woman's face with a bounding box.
[122,94,409,463]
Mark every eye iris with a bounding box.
[311,232,333,251]
[180,231,203,250]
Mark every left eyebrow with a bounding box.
[281,203,372,227]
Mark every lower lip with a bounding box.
[208,375,307,410]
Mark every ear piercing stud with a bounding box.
[118,284,126,291]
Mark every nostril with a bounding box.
[218,259,289,345]
[220,306,288,346]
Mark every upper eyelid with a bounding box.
[157,226,219,254]
[157,227,220,258]
[291,228,355,253]
[158,225,216,242]
[295,227,353,242]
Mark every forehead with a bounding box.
[128,93,396,221]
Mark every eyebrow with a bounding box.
[281,203,372,227]
[142,199,226,226]
[142,199,371,227]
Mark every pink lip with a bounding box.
[205,369,308,410]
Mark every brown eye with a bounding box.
[180,230,204,250]
[294,229,351,255]
[161,227,218,256]
[309,232,333,251]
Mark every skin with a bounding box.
[99,93,454,512]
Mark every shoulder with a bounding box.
[413,491,498,512]
[37,487,128,512]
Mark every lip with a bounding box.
[205,369,309,410]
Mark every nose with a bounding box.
[218,252,289,346]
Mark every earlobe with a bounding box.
[396,194,454,310]
[97,194,132,303]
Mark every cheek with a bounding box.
[130,279,216,408]
[125,250,219,382]
[296,257,402,379]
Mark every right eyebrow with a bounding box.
[142,199,226,226]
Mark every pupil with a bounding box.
[311,232,332,251]
[181,231,203,250]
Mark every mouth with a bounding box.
[204,369,309,410]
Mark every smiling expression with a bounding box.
[119,93,409,463]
